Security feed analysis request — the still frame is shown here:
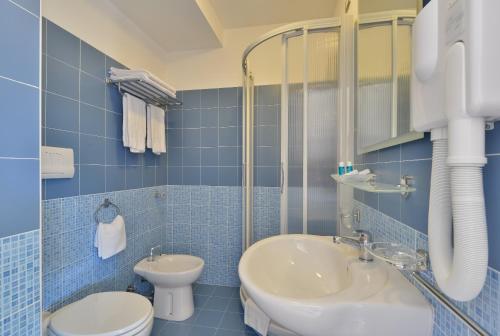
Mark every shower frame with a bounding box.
[241,17,355,250]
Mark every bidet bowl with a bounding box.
[134,254,204,321]
[134,254,204,287]
[239,234,433,336]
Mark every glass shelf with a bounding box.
[366,242,428,271]
[331,174,416,194]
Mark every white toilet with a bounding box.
[134,254,204,321]
[45,292,154,336]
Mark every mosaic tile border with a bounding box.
[0,230,41,336]
[43,185,283,311]
[354,200,500,336]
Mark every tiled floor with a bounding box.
[151,284,259,336]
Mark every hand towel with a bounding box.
[94,215,126,260]
[359,169,371,175]
[244,297,271,336]
[123,93,147,153]
[147,104,166,155]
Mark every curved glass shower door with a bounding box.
[243,19,346,248]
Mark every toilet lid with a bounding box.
[49,292,153,336]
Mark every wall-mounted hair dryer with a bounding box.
[412,0,500,301]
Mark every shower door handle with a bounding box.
[280,162,284,194]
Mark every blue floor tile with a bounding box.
[213,286,239,298]
[194,309,225,328]
[194,294,209,309]
[194,284,216,296]
[183,309,201,324]
[151,319,169,335]
[189,325,217,336]
[215,329,246,336]
[226,298,244,313]
[205,296,231,311]
[152,285,252,335]
[159,322,192,336]
[219,312,246,331]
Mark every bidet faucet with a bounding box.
[148,245,162,262]
[333,229,373,262]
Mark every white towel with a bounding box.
[109,67,176,98]
[94,215,126,260]
[359,168,371,175]
[123,93,147,153]
[147,104,166,155]
[244,297,270,336]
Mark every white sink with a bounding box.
[238,234,433,336]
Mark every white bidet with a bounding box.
[134,254,204,321]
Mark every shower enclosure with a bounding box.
[242,18,354,249]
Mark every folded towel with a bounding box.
[123,93,147,153]
[345,169,359,176]
[94,215,126,260]
[147,104,166,155]
[359,169,371,175]
[244,297,270,336]
[109,67,176,98]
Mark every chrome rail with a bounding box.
[411,272,489,336]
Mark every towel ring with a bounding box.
[94,198,121,224]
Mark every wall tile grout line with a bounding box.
[0,74,39,89]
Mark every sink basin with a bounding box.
[239,234,433,336]
[134,254,204,321]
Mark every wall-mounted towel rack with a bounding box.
[94,198,121,224]
[107,78,182,108]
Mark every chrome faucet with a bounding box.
[148,245,162,262]
[333,229,373,262]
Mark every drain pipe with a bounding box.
[428,43,488,301]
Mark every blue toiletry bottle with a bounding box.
[338,162,345,176]
[346,161,353,173]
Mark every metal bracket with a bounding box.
[486,121,495,131]
[399,175,414,198]
[415,249,429,271]
[353,208,361,225]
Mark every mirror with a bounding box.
[356,0,423,154]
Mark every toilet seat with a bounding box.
[48,292,154,336]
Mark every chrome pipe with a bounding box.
[411,272,489,336]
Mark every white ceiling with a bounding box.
[109,0,338,53]
[108,0,223,52]
[359,0,416,14]
[208,0,338,28]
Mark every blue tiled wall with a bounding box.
[355,200,499,336]
[166,85,281,188]
[42,185,242,311]
[43,186,165,311]
[0,0,41,335]
[354,124,500,335]
[1,231,41,335]
[42,19,168,199]
[254,85,281,187]
[40,19,284,321]
[253,187,280,242]
[167,88,243,186]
